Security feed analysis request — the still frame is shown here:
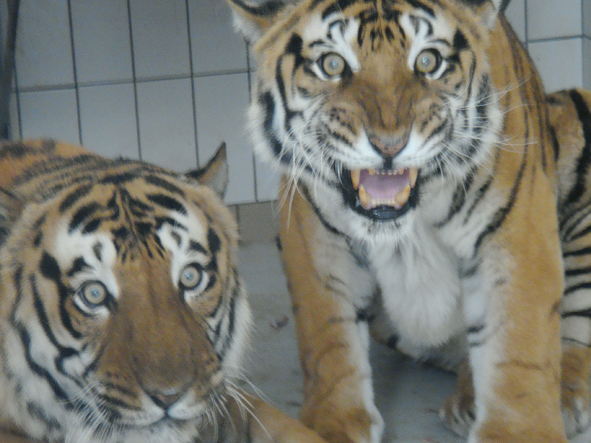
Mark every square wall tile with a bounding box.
[71,0,133,84]
[584,38,591,89]
[585,0,591,38]
[527,0,582,40]
[129,0,190,79]
[136,79,197,171]
[19,89,80,144]
[194,73,254,204]
[255,157,280,202]
[504,0,526,42]
[189,0,248,74]
[78,84,139,159]
[15,0,74,88]
[529,38,583,92]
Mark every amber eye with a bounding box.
[320,53,347,77]
[80,282,109,307]
[180,264,202,290]
[415,49,441,74]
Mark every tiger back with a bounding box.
[228,1,591,442]
[0,139,328,443]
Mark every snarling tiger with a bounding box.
[228,0,591,442]
[0,139,327,443]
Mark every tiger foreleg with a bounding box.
[279,189,383,443]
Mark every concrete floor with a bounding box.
[238,242,591,443]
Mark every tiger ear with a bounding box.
[0,188,24,245]
[457,0,508,28]
[185,143,229,199]
[226,0,286,43]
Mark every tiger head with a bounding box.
[229,0,508,240]
[0,141,251,443]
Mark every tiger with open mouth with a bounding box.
[228,0,591,442]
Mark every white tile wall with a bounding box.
[529,38,583,92]
[527,0,582,40]
[70,0,133,84]
[129,0,191,80]
[15,0,74,88]
[19,89,80,143]
[585,0,591,37]
[136,78,197,171]
[78,83,139,159]
[8,0,590,204]
[585,38,591,89]
[505,0,526,42]
[194,73,254,204]
[189,0,248,75]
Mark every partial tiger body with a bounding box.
[229,0,591,442]
[0,139,328,443]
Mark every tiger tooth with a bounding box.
[409,168,418,187]
[351,170,360,190]
[395,185,411,206]
[358,185,371,208]
[369,169,376,176]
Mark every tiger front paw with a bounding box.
[439,386,475,437]
[439,362,475,437]
[302,404,383,443]
[561,376,591,437]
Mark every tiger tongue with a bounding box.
[357,169,412,210]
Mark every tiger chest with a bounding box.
[367,225,466,355]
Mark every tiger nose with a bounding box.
[147,388,186,410]
[369,134,408,157]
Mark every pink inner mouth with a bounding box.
[359,169,410,200]
[352,168,417,210]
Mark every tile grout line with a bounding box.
[185,0,200,167]
[126,0,142,160]
[66,0,83,145]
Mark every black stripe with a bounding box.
[436,168,476,227]
[562,308,591,318]
[147,194,187,215]
[39,252,82,340]
[565,266,591,277]
[207,228,221,254]
[565,282,591,296]
[565,90,591,205]
[59,184,93,213]
[69,202,101,232]
[563,246,591,258]
[144,175,185,197]
[407,0,435,17]
[474,149,528,253]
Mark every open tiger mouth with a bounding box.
[342,167,419,221]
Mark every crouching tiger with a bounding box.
[0,139,326,443]
[227,0,591,442]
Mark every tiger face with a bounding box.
[234,0,502,240]
[0,141,251,443]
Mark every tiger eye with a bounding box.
[321,53,346,77]
[415,49,441,74]
[81,282,108,306]
[180,264,202,289]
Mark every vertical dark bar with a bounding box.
[0,0,20,140]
